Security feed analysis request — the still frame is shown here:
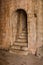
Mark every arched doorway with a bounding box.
[15,9,28,47]
[10,9,28,54]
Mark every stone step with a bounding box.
[10,45,28,51]
[22,30,27,33]
[16,38,27,42]
[19,30,27,33]
[18,34,27,39]
[14,42,27,47]
[18,33,27,36]
[9,49,29,55]
[19,31,27,34]
[17,32,27,38]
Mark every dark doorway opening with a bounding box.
[15,9,28,47]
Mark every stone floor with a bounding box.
[0,50,43,65]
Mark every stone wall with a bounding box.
[0,0,43,54]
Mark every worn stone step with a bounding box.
[18,34,27,38]
[14,42,27,46]
[17,36,27,40]
[18,35,27,39]
[10,46,28,51]
[19,32,27,35]
[22,31,27,33]
[9,49,29,55]
[17,33,27,38]
[16,38,27,42]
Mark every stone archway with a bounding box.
[10,9,28,55]
[15,9,28,46]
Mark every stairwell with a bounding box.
[9,28,28,55]
[9,9,28,55]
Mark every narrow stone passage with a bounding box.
[9,9,28,55]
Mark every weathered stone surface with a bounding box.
[0,0,43,55]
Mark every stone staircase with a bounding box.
[9,29,28,55]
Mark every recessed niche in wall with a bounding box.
[14,9,28,47]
